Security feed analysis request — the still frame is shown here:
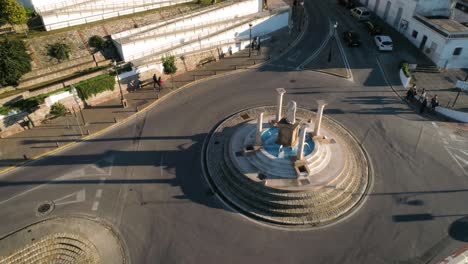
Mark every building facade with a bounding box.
[359,0,468,69]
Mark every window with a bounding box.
[412,30,418,38]
[453,47,463,56]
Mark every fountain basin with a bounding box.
[261,127,314,159]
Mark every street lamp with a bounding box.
[249,23,253,58]
[298,0,304,31]
[327,21,339,63]
[112,60,126,108]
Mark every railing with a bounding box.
[40,0,190,31]
[112,0,249,40]
[135,30,270,66]
[36,0,183,13]
[120,14,253,44]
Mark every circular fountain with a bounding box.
[203,89,371,228]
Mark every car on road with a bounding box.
[342,31,361,47]
[365,21,383,35]
[374,35,393,51]
[350,7,371,21]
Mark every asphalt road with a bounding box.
[1,0,468,263]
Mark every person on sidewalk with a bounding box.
[420,88,427,103]
[420,97,427,114]
[430,95,439,112]
[158,77,164,91]
[152,74,158,89]
[257,40,261,55]
[406,85,416,101]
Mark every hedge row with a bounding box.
[75,73,115,100]
[0,87,70,115]
[400,61,410,78]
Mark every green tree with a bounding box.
[0,0,28,25]
[89,35,106,50]
[50,102,67,117]
[0,39,32,86]
[162,55,177,89]
[48,43,71,61]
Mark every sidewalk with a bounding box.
[0,25,298,173]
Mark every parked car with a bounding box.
[350,7,371,22]
[365,21,383,35]
[374,35,393,51]
[342,31,361,47]
[338,0,356,9]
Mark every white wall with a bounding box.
[113,0,264,61]
[17,0,33,9]
[415,0,451,17]
[32,0,192,31]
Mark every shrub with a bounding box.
[0,0,27,24]
[50,102,66,116]
[0,39,32,86]
[162,55,177,75]
[400,61,410,78]
[89,35,106,50]
[4,87,70,113]
[48,43,71,61]
[75,73,115,100]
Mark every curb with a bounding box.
[0,8,308,176]
[0,68,248,176]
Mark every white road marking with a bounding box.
[91,201,99,211]
[445,146,468,175]
[95,189,103,198]
[334,29,354,81]
[54,189,86,206]
[431,122,439,128]
[297,19,333,70]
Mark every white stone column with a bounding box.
[313,100,327,137]
[297,123,308,160]
[256,112,264,146]
[276,88,286,122]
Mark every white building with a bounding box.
[18,0,192,31]
[359,0,468,69]
[112,0,289,74]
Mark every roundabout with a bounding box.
[204,89,371,227]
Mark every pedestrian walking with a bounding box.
[430,95,439,112]
[152,74,158,89]
[420,88,427,103]
[406,85,416,101]
[420,97,427,114]
[158,76,164,91]
[257,40,261,55]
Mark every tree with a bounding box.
[0,0,28,25]
[89,35,106,50]
[0,39,32,86]
[48,43,71,61]
[162,55,177,89]
[50,102,67,117]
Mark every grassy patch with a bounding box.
[75,73,115,100]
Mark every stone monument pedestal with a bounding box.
[275,119,299,147]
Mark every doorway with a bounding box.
[419,35,428,50]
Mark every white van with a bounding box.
[350,7,371,21]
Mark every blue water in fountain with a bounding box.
[261,127,315,159]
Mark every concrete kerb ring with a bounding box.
[0,214,129,263]
[200,105,373,231]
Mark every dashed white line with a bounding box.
[91,201,99,211]
[431,122,439,128]
[95,189,103,198]
[334,29,354,81]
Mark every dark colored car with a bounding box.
[365,21,383,35]
[342,31,361,47]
